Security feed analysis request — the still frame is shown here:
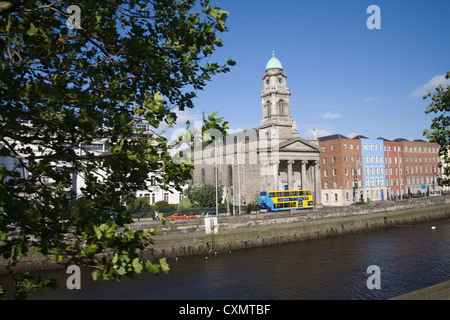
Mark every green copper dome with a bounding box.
[265,51,283,70]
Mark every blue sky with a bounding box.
[172,0,450,141]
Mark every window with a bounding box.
[323,169,328,178]
[279,100,284,115]
[81,143,104,151]
[267,101,271,117]
[201,169,205,184]
[164,193,169,202]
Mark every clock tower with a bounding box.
[260,52,298,140]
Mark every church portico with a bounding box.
[273,158,321,206]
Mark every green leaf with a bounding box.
[27,23,39,36]
[132,258,143,273]
[92,270,100,281]
[93,225,102,239]
[159,258,170,273]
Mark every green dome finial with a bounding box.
[266,51,283,71]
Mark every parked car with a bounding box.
[169,212,197,219]
[202,212,224,217]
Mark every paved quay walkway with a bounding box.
[391,280,450,300]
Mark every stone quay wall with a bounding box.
[1,196,449,274]
[138,196,450,261]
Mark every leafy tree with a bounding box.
[185,183,223,207]
[423,71,450,186]
[153,200,171,210]
[0,0,234,299]
[127,196,151,212]
[177,197,192,210]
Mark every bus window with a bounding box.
[260,192,267,196]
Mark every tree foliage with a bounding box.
[424,71,450,186]
[0,0,234,299]
[185,183,223,207]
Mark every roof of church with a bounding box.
[266,52,283,70]
[317,134,349,142]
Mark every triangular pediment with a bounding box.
[279,137,320,152]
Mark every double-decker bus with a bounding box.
[258,189,314,212]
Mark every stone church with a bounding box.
[191,53,322,210]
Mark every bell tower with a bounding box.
[260,52,298,140]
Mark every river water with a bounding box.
[3,218,449,300]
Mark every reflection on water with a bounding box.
[2,219,449,300]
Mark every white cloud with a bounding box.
[346,133,359,139]
[319,110,342,119]
[363,97,377,103]
[410,74,450,99]
[303,127,333,139]
[174,108,202,124]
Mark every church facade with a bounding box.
[190,54,322,211]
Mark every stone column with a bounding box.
[270,160,279,191]
[300,160,307,190]
[287,160,294,190]
[314,160,322,207]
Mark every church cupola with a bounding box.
[260,52,297,140]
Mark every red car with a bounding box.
[169,212,197,219]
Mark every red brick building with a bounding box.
[401,139,441,196]
[318,134,443,206]
[382,138,405,199]
[319,134,363,205]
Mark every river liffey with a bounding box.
[2,218,449,300]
